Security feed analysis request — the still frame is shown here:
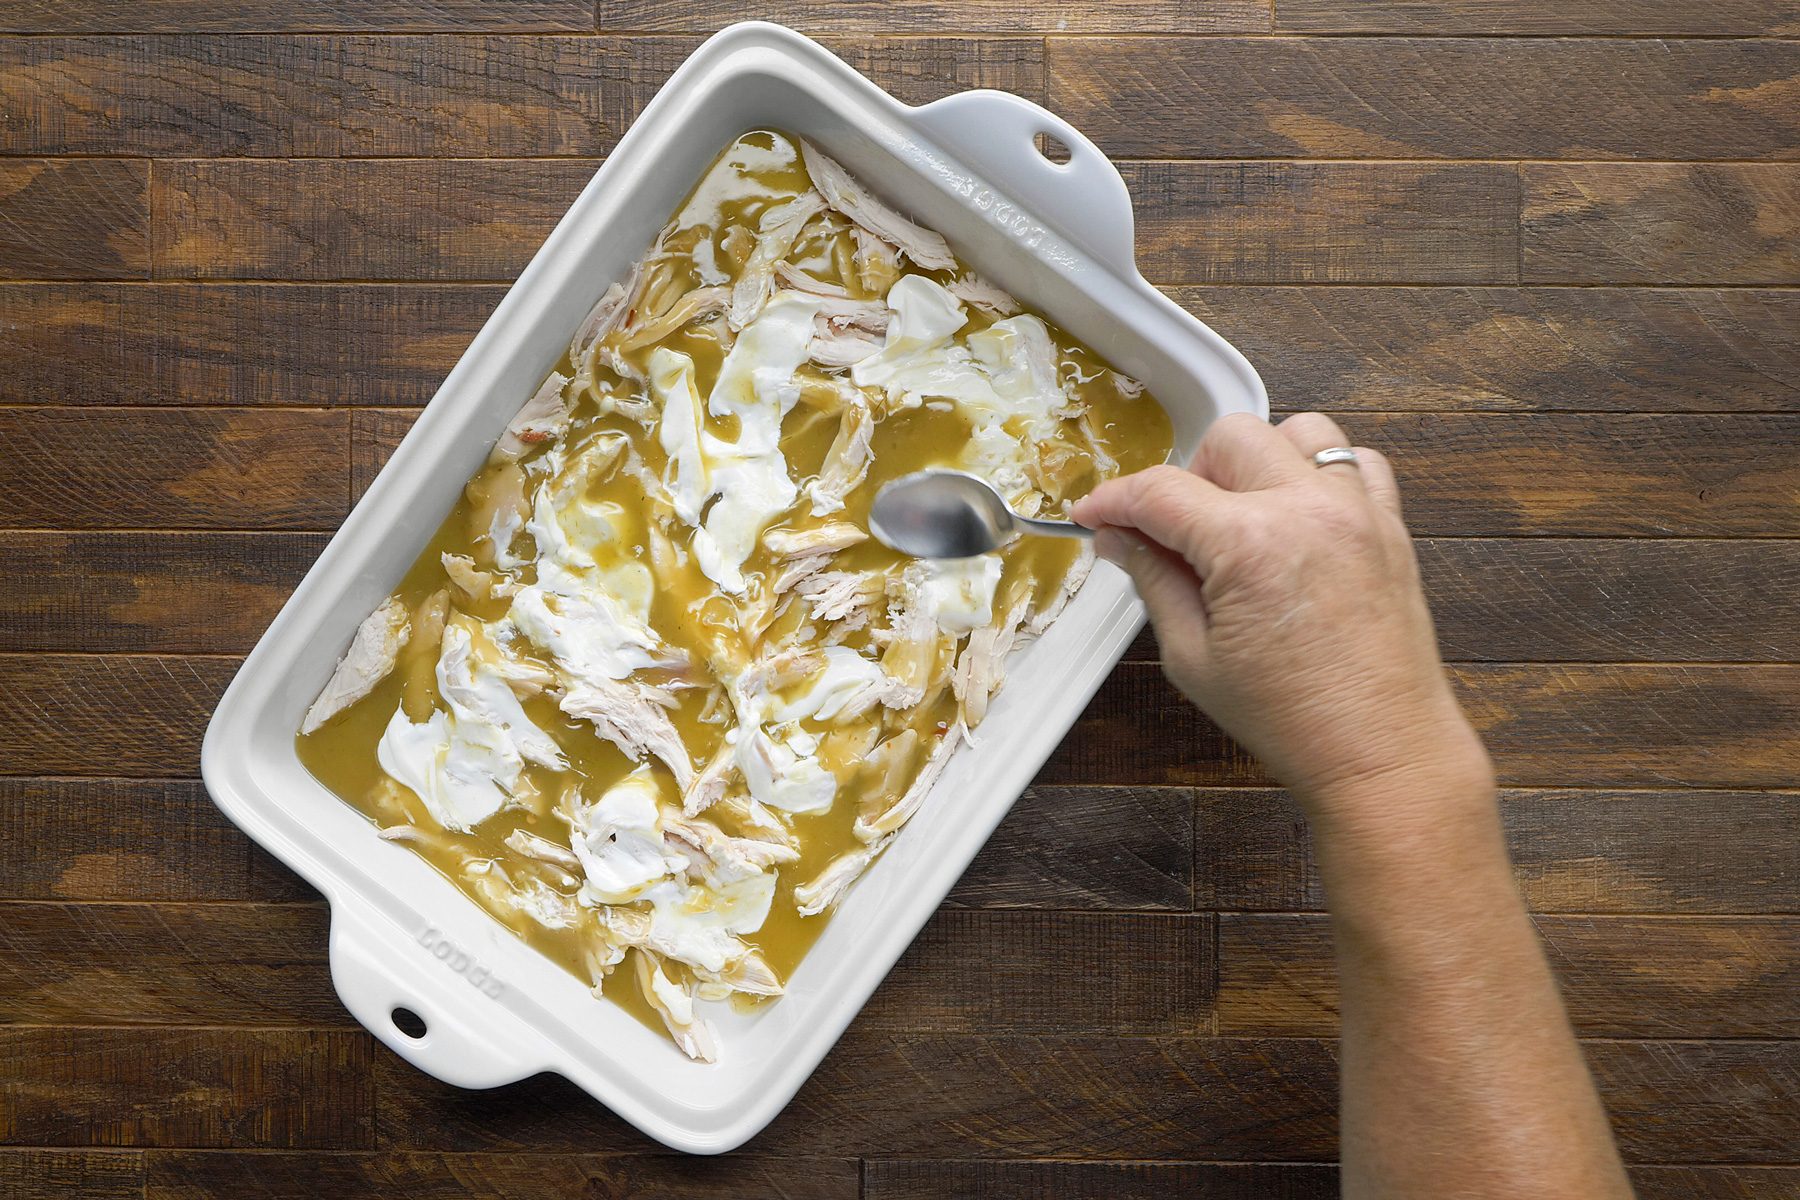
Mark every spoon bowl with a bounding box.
[869,469,1094,559]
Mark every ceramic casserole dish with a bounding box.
[202,21,1267,1154]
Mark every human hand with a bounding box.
[1071,413,1491,823]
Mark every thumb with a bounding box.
[1094,525,1211,659]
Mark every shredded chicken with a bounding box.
[801,140,955,271]
[492,371,572,463]
[301,596,410,733]
[947,271,1022,316]
[560,679,696,791]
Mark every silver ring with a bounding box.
[1312,447,1360,470]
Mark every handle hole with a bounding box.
[1033,132,1072,165]
[391,1006,428,1040]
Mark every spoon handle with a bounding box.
[1013,514,1094,540]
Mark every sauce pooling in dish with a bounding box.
[296,130,1172,1059]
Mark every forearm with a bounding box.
[1303,736,1632,1200]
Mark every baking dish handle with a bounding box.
[910,90,1137,277]
[329,904,545,1089]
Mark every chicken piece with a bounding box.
[663,814,800,882]
[1025,543,1095,638]
[680,739,736,817]
[616,285,730,352]
[794,834,892,918]
[951,596,1031,733]
[466,462,532,570]
[851,225,902,296]
[504,827,582,872]
[807,296,890,370]
[800,141,956,272]
[947,271,1022,317]
[763,522,868,560]
[301,596,411,733]
[560,678,696,791]
[855,725,963,843]
[490,370,572,465]
[806,392,875,515]
[775,260,850,297]
[440,552,516,604]
[634,950,718,1063]
[570,267,639,372]
[729,190,828,330]
[794,569,886,628]
[1112,370,1146,400]
[693,948,784,999]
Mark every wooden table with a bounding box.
[2,3,1796,1196]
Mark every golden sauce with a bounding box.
[297,130,1172,1043]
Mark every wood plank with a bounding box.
[0,408,348,530]
[1042,663,1800,790]
[1198,788,1800,915]
[0,532,325,653]
[0,160,147,280]
[1350,413,1800,538]
[1524,165,1800,285]
[948,786,1193,911]
[1128,539,1800,664]
[595,0,1270,35]
[0,1027,374,1149]
[866,1161,1800,1200]
[0,1,592,33]
[1276,1,1800,36]
[1217,915,1800,1038]
[151,160,595,282]
[144,1151,859,1199]
[373,1034,1800,1162]
[0,903,345,1027]
[351,408,417,501]
[0,36,1042,158]
[1125,161,1520,285]
[862,911,1211,1035]
[146,159,1521,284]
[0,1151,143,1200]
[0,778,311,902]
[867,1161,1337,1199]
[1167,286,1800,414]
[0,656,235,777]
[1051,37,1800,161]
[0,284,494,408]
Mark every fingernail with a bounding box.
[1094,526,1130,565]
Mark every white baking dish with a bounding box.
[202,21,1265,1154]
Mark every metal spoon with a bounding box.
[869,469,1093,559]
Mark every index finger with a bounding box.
[1071,463,1231,574]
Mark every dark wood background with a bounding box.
[2,2,1797,1196]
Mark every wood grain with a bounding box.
[0,1,593,33]
[0,409,348,530]
[1,36,1042,158]
[1197,788,1800,915]
[0,778,311,902]
[0,1027,374,1149]
[0,160,147,280]
[1524,165,1800,286]
[0,655,234,777]
[1350,413,1800,538]
[595,0,1271,34]
[373,1033,1800,1162]
[948,786,1194,911]
[1051,38,1800,161]
[0,903,345,1027]
[1133,538,1800,663]
[144,1151,860,1199]
[0,1151,143,1200]
[152,160,596,281]
[0,284,494,408]
[1047,662,1800,790]
[867,1160,1337,1199]
[1630,1167,1800,1200]
[1276,1,1800,36]
[1167,286,1800,414]
[0,532,325,653]
[862,911,1212,1035]
[1125,161,1520,284]
[351,408,418,500]
[1217,915,1800,1038]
